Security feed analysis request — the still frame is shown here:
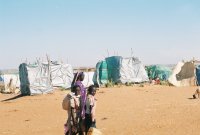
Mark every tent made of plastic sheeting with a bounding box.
[19,63,53,95]
[146,65,172,81]
[94,56,149,86]
[50,64,73,88]
[0,74,20,93]
[0,76,3,82]
[168,61,196,87]
[82,72,95,87]
[93,61,108,86]
[196,65,200,86]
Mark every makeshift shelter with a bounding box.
[50,63,73,88]
[168,61,196,87]
[0,69,20,93]
[146,65,172,81]
[94,56,149,86]
[93,61,108,86]
[82,72,95,87]
[19,61,74,95]
[0,76,3,82]
[196,65,200,86]
[19,63,53,95]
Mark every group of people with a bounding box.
[63,72,97,135]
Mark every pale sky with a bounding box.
[0,0,200,69]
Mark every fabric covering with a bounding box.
[0,74,20,92]
[82,72,95,87]
[196,65,200,86]
[19,62,74,95]
[50,64,73,88]
[19,63,53,95]
[176,62,195,81]
[94,56,149,85]
[146,65,172,81]
[93,61,108,86]
[168,61,195,87]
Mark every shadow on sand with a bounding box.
[1,94,25,102]
[188,97,196,100]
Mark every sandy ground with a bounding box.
[1,85,200,135]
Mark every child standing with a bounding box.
[85,85,97,134]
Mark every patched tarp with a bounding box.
[93,61,108,86]
[146,65,172,81]
[19,63,53,95]
[120,57,149,83]
[168,61,195,87]
[50,64,73,88]
[196,65,200,86]
[94,56,149,86]
[106,56,121,83]
[176,62,195,81]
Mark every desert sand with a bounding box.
[1,86,200,135]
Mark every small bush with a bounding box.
[105,80,114,88]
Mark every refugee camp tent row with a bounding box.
[146,65,172,81]
[19,62,74,95]
[93,56,149,86]
[168,61,196,87]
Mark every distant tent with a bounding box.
[82,72,95,87]
[19,61,74,95]
[0,76,3,82]
[19,63,53,95]
[196,65,200,86]
[50,63,73,88]
[146,65,172,81]
[168,61,195,87]
[0,73,20,93]
[93,61,108,86]
[94,56,149,86]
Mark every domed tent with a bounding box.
[146,65,172,81]
[93,56,149,86]
[168,61,196,87]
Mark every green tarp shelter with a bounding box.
[93,56,149,86]
[146,65,172,81]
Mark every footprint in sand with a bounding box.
[101,117,108,120]
[25,119,31,122]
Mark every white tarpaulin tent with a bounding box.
[19,61,74,95]
[94,56,149,86]
[19,63,53,95]
[82,72,95,87]
[0,74,20,93]
[50,64,73,88]
[120,57,149,83]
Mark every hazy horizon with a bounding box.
[1,0,200,69]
